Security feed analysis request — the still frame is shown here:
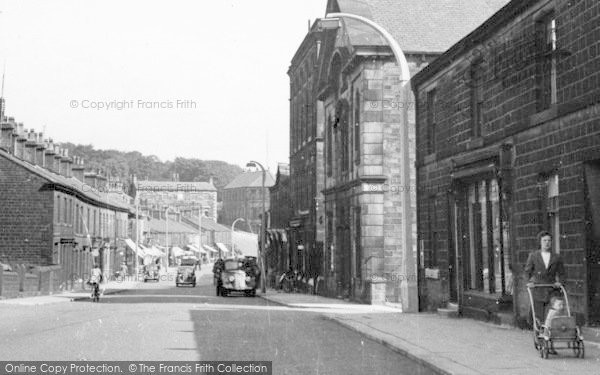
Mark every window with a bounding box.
[471,61,484,137]
[327,114,333,176]
[354,206,361,278]
[63,197,67,224]
[459,179,511,295]
[427,89,436,154]
[536,12,557,111]
[55,195,60,223]
[340,105,349,173]
[547,174,560,254]
[354,92,361,164]
[427,197,438,267]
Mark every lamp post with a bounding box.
[231,217,246,257]
[165,206,171,269]
[318,13,416,312]
[246,160,267,293]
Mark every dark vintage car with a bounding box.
[143,264,160,282]
[215,258,257,297]
[176,257,198,287]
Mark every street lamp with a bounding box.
[231,217,246,257]
[318,13,416,312]
[165,206,171,269]
[246,160,267,293]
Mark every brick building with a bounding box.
[220,171,275,234]
[266,163,292,280]
[0,116,132,289]
[136,179,217,221]
[313,0,508,304]
[288,24,327,280]
[412,0,600,325]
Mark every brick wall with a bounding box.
[414,0,600,322]
[0,154,54,265]
[0,265,65,298]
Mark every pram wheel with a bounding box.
[540,340,549,359]
[574,340,585,358]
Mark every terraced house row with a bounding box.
[0,103,134,294]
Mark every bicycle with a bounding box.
[90,282,100,302]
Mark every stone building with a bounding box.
[220,171,275,234]
[0,115,132,288]
[313,0,508,306]
[412,0,600,325]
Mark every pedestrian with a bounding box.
[525,230,565,325]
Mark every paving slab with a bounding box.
[260,290,600,375]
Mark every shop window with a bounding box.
[460,178,511,294]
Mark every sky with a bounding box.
[0,0,325,172]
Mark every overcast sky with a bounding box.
[0,0,325,172]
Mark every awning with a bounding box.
[216,243,230,254]
[145,246,166,257]
[187,244,207,254]
[124,238,146,258]
[171,246,185,257]
[203,245,219,253]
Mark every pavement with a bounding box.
[259,290,600,375]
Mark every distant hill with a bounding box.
[59,142,243,199]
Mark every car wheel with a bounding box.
[222,289,229,297]
[251,289,256,297]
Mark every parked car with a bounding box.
[215,258,257,297]
[143,264,159,282]
[176,257,198,287]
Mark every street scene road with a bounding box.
[0,268,434,375]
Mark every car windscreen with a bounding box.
[180,259,197,266]
[224,260,243,271]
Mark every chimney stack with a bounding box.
[35,134,46,167]
[24,130,38,164]
[53,145,62,174]
[84,171,98,189]
[72,156,85,182]
[14,123,27,159]
[0,119,14,152]
[59,148,73,178]
[44,139,56,172]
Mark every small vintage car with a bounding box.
[215,258,257,297]
[143,264,159,282]
[176,257,198,287]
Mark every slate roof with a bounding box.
[0,149,131,212]
[145,218,198,234]
[330,0,510,53]
[184,216,233,233]
[223,171,275,190]
[136,180,216,192]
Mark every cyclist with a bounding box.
[89,263,103,300]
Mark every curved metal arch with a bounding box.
[326,12,411,85]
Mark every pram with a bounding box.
[527,283,585,359]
